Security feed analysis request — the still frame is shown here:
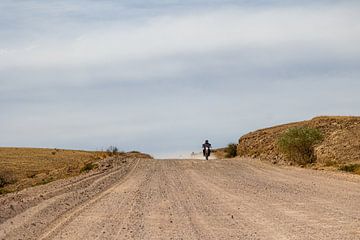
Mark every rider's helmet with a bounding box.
[205,140,209,144]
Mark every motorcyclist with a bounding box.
[202,140,212,157]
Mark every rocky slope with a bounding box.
[237,116,360,165]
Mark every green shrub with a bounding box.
[0,170,17,188]
[129,151,140,154]
[339,164,360,174]
[225,143,238,158]
[277,126,323,165]
[80,162,97,173]
[0,188,10,195]
[41,176,54,185]
[0,177,6,188]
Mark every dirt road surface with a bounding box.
[1,158,359,240]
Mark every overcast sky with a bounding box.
[1,0,359,157]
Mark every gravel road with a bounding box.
[1,158,359,240]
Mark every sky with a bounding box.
[1,0,360,158]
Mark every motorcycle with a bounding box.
[204,146,211,160]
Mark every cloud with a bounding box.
[1,1,360,156]
[1,4,360,71]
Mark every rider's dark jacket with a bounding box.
[202,142,212,156]
[202,143,212,149]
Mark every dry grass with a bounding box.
[0,147,152,194]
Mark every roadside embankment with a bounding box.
[0,147,152,195]
[237,116,360,172]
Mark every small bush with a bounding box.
[0,188,10,195]
[129,151,140,154]
[0,177,6,188]
[277,126,323,165]
[225,143,238,158]
[0,170,17,188]
[339,164,360,174]
[80,162,97,173]
[107,146,119,156]
[41,176,54,185]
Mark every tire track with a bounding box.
[38,159,141,240]
[0,159,139,240]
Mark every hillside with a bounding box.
[0,147,152,194]
[237,116,360,168]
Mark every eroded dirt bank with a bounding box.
[1,158,359,240]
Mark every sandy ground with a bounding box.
[0,158,359,240]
